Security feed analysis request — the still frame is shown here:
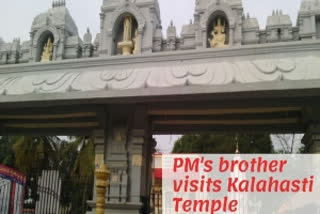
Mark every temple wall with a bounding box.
[1,0,320,65]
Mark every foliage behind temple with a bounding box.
[172,134,273,154]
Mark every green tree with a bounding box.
[70,137,94,214]
[0,135,94,214]
[172,133,273,154]
[13,136,57,174]
[0,136,15,167]
[57,137,94,214]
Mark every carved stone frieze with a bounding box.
[1,54,320,97]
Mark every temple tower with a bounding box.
[29,0,82,62]
[298,0,320,40]
[193,0,244,48]
[266,10,293,42]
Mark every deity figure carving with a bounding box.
[208,18,227,48]
[113,127,126,143]
[41,37,54,62]
[118,16,134,55]
[123,16,132,41]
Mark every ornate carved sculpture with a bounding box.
[113,127,126,143]
[41,37,53,62]
[118,16,134,55]
[208,18,227,48]
[95,163,110,214]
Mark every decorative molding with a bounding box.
[0,54,320,97]
[132,154,143,167]
[111,174,120,183]
[33,25,61,46]
[1,40,320,74]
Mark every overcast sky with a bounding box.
[0,0,301,42]
[0,0,303,153]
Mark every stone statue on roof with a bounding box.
[41,37,53,62]
[208,17,227,48]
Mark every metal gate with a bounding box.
[35,170,63,214]
[0,165,26,214]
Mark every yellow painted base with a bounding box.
[96,163,110,214]
[118,40,133,55]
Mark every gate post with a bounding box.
[127,105,153,213]
[88,105,153,214]
[87,129,108,214]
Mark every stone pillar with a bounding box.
[53,43,58,61]
[236,23,242,45]
[311,15,316,40]
[128,129,145,203]
[100,13,105,33]
[229,26,234,46]
[202,28,207,48]
[302,124,320,153]
[127,105,152,214]
[29,31,35,62]
[302,125,320,182]
[137,30,143,54]
[88,105,152,214]
[106,31,113,56]
[105,123,128,204]
[94,130,107,175]
[149,138,158,214]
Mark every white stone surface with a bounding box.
[0,51,320,97]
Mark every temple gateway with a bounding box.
[1,0,320,213]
